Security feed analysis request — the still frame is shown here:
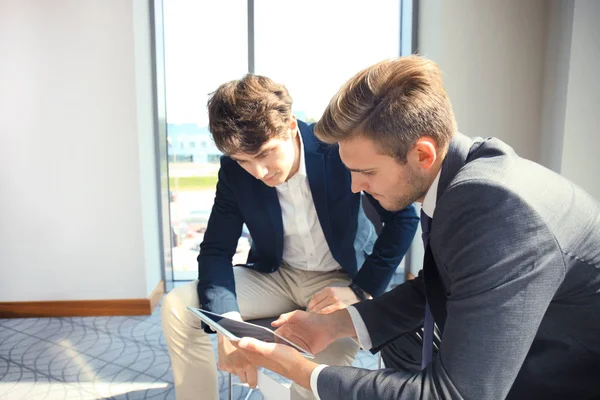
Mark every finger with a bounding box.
[307,287,330,311]
[236,370,248,384]
[237,337,276,356]
[308,294,335,313]
[272,311,295,328]
[218,361,232,373]
[246,367,258,388]
[317,302,344,315]
[279,333,314,354]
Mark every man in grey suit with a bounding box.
[232,56,600,399]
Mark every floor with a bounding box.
[0,300,379,400]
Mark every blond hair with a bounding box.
[315,56,457,162]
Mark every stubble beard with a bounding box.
[389,166,429,211]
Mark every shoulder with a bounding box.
[436,145,547,234]
[435,136,555,243]
[218,155,245,179]
[433,175,558,267]
[440,140,572,236]
[298,120,340,157]
[432,177,565,295]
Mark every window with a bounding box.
[255,0,401,121]
[163,0,248,280]
[254,0,407,287]
[160,0,412,282]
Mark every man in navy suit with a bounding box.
[161,74,418,400]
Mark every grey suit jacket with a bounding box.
[317,133,600,399]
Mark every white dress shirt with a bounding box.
[223,131,341,322]
[275,131,341,272]
[309,170,443,400]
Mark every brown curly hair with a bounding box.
[207,74,293,155]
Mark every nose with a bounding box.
[350,172,368,193]
[249,162,269,180]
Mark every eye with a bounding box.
[257,150,271,159]
[236,159,247,165]
[362,171,375,176]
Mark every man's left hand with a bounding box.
[232,337,318,389]
[307,286,363,314]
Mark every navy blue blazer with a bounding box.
[197,121,419,315]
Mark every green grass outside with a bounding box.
[169,176,218,191]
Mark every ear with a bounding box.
[288,115,298,134]
[410,137,438,170]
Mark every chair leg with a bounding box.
[243,388,254,400]
[229,373,233,400]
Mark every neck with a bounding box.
[416,158,443,204]
[286,131,301,181]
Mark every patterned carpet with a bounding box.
[0,300,379,400]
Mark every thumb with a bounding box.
[272,311,294,328]
[238,337,271,354]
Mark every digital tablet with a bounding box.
[187,306,314,358]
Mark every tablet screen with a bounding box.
[190,308,314,358]
[198,309,277,343]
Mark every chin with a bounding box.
[264,176,285,187]
[375,198,395,211]
[382,203,400,212]
[385,198,413,212]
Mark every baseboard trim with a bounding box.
[149,279,165,312]
[0,280,165,318]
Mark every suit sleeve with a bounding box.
[353,193,419,296]
[352,270,426,352]
[317,180,566,399]
[196,158,245,316]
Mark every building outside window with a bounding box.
[162,0,407,281]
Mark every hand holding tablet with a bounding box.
[187,307,315,358]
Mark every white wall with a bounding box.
[539,0,574,173]
[419,0,599,198]
[419,0,549,163]
[408,0,599,276]
[133,0,164,297]
[0,0,163,301]
[560,0,600,201]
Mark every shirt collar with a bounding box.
[421,169,441,218]
[296,128,307,177]
[275,128,306,192]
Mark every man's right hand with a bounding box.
[272,309,357,355]
[217,334,258,388]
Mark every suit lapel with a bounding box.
[301,123,333,246]
[252,121,330,265]
[437,133,476,199]
[252,179,283,262]
[305,153,332,242]
[424,243,447,331]
[425,133,476,331]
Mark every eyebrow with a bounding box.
[343,163,377,174]
[349,168,377,173]
[231,147,272,162]
[255,149,271,157]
